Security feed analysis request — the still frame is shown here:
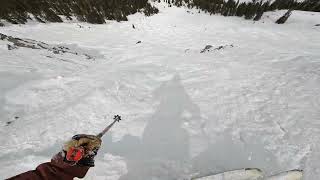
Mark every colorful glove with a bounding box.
[63,134,102,167]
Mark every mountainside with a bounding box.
[0,0,319,26]
[0,3,320,180]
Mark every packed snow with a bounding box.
[0,4,320,180]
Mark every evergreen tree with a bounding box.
[276,9,293,24]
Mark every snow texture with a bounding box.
[191,168,263,180]
[0,4,320,180]
[267,170,303,180]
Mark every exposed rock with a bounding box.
[6,121,13,126]
[200,44,234,53]
[6,116,19,126]
[214,44,234,50]
[200,45,213,53]
[0,33,104,60]
[215,46,224,50]
[7,44,18,50]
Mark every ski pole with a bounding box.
[97,115,121,138]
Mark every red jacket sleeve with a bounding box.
[6,152,90,180]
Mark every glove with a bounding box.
[63,134,102,167]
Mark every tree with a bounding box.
[276,9,293,24]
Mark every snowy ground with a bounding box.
[0,4,320,180]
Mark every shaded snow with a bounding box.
[0,5,320,180]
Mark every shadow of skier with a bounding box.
[103,75,201,180]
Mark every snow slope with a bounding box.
[0,5,320,180]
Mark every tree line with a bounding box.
[165,0,320,21]
[0,0,158,25]
[0,0,319,25]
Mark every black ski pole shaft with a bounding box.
[96,115,121,138]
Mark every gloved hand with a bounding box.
[63,134,102,167]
